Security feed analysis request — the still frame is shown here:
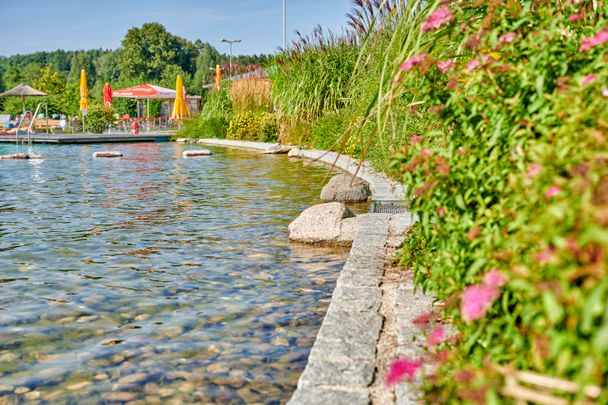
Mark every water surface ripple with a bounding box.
[0,142,347,404]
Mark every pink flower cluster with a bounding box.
[461,270,508,322]
[422,8,455,32]
[579,29,608,52]
[437,59,455,74]
[400,54,427,71]
[386,358,423,385]
[582,74,596,85]
[545,185,561,198]
[498,32,517,46]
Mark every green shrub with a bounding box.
[370,0,608,402]
[227,111,278,142]
[174,115,228,139]
[84,104,114,133]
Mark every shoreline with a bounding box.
[185,138,433,404]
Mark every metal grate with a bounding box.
[369,200,409,214]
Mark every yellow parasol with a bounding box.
[79,70,89,113]
[171,75,189,119]
[214,65,222,90]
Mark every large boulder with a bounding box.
[320,174,371,202]
[289,202,355,245]
[287,146,303,158]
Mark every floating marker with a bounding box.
[92,151,123,158]
[0,153,29,159]
[183,150,213,157]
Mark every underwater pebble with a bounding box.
[24,390,41,400]
[118,373,148,385]
[94,373,109,381]
[157,326,183,339]
[272,337,289,346]
[0,353,18,362]
[177,382,194,393]
[102,392,138,402]
[134,314,150,322]
[67,381,91,391]
[144,396,162,404]
[157,388,176,398]
[207,362,230,374]
[111,354,126,364]
[77,315,99,323]
[43,390,65,401]
[14,387,30,394]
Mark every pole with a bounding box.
[283,0,286,49]
[229,43,232,78]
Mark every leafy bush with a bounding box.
[230,78,271,113]
[372,1,608,402]
[227,111,278,142]
[84,104,114,133]
[174,115,227,139]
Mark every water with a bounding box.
[0,142,349,404]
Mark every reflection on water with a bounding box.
[0,142,348,404]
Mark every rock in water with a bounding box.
[261,144,292,154]
[92,151,122,158]
[288,202,354,245]
[287,146,303,158]
[0,153,29,159]
[183,150,213,157]
[320,174,371,202]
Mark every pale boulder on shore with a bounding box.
[288,202,355,245]
[320,174,371,202]
[287,146,303,158]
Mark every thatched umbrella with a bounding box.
[0,84,48,112]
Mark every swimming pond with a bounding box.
[0,142,348,403]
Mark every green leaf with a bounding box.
[542,291,564,324]
[581,280,607,334]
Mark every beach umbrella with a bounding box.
[0,84,47,112]
[103,82,112,107]
[214,65,222,90]
[79,70,89,113]
[171,75,189,119]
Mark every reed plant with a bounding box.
[229,78,271,114]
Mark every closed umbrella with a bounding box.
[79,70,88,130]
[171,75,189,119]
[103,82,112,107]
[214,65,222,90]
[0,84,47,112]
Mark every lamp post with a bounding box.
[283,0,286,50]
[221,38,241,78]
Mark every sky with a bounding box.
[0,0,352,57]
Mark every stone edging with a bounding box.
[180,138,431,404]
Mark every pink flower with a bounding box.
[483,270,508,289]
[437,207,445,217]
[421,148,433,156]
[582,74,596,85]
[426,326,445,348]
[410,134,424,144]
[569,14,581,22]
[579,29,608,52]
[498,32,517,46]
[437,59,456,74]
[533,247,554,264]
[400,54,427,71]
[545,185,561,197]
[526,163,542,179]
[461,284,501,322]
[602,88,608,97]
[412,312,434,327]
[386,358,423,385]
[422,8,455,32]
[466,59,480,72]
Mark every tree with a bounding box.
[118,23,197,83]
[192,42,221,93]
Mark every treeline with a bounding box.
[0,22,270,116]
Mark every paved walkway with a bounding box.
[185,138,433,404]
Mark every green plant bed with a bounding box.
[227,111,278,143]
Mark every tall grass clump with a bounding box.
[359,0,608,402]
[230,78,271,113]
[269,26,359,124]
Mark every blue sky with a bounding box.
[0,0,352,57]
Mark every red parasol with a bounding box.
[103,83,112,107]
